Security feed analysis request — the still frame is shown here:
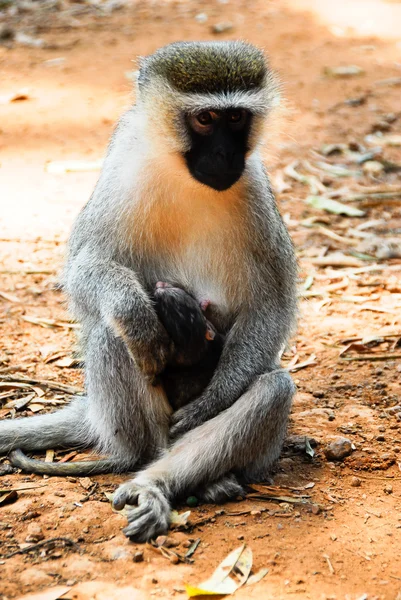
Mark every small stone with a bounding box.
[155,535,167,547]
[312,390,325,398]
[25,523,44,543]
[133,550,144,563]
[237,535,244,540]
[311,505,321,515]
[324,437,354,461]
[330,534,337,541]
[82,526,89,533]
[211,21,234,33]
[151,578,158,584]
[169,554,179,564]
[21,511,41,521]
[384,484,393,494]
[164,536,180,548]
[250,510,262,516]
[66,580,76,587]
[350,476,361,487]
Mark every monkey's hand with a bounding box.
[113,478,170,542]
[113,317,173,385]
[169,399,212,439]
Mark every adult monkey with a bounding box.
[0,41,297,541]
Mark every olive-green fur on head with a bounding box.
[139,41,268,95]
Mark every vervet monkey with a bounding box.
[0,41,297,542]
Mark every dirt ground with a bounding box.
[1,0,401,598]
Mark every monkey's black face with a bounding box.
[184,109,252,191]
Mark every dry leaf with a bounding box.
[170,509,191,527]
[306,195,365,217]
[22,317,79,330]
[0,489,18,506]
[28,403,45,413]
[324,65,365,77]
[45,450,55,463]
[0,289,21,303]
[15,586,72,600]
[185,545,253,596]
[46,160,103,174]
[54,357,80,368]
[4,393,35,410]
[246,568,269,586]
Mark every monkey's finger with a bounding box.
[113,483,141,510]
[123,497,169,541]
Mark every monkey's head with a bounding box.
[137,41,278,192]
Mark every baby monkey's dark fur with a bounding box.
[155,282,224,410]
[10,283,223,475]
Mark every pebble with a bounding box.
[21,511,41,521]
[211,21,234,33]
[25,523,44,543]
[324,437,354,461]
[311,504,321,515]
[350,476,361,487]
[384,484,393,494]
[133,550,144,563]
[169,554,179,564]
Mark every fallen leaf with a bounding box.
[0,490,18,506]
[324,65,365,77]
[185,545,252,596]
[46,160,103,174]
[22,316,79,329]
[0,289,21,303]
[170,509,191,527]
[15,586,72,600]
[4,393,35,410]
[246,568,269,586]
[306,195,365,217]
[54,357,81,368]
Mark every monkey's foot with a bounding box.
[113,479,170,542]
[196,474,246,504]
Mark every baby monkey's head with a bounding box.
[154,282,216,367]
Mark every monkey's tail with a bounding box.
[9,449,117,476]
[0,397,89,455]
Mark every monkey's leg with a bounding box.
[113,369,295,542]
[0,396,89,454]
[84,323,171,469]
[2,325,171,476]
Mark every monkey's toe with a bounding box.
[196,474,245,504]
[116,479,171,542]
[113,482,141,510]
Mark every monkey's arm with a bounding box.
[170,302,292,437]
[66,248,172,380]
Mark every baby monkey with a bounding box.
[154,282,224,410]
[9,282,224,475]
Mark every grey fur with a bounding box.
[0,41,297,542]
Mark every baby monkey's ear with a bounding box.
[200,299,210,312]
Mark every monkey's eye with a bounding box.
[227,109,247,128]
[228,110,243,123]
[196,111,213,126]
